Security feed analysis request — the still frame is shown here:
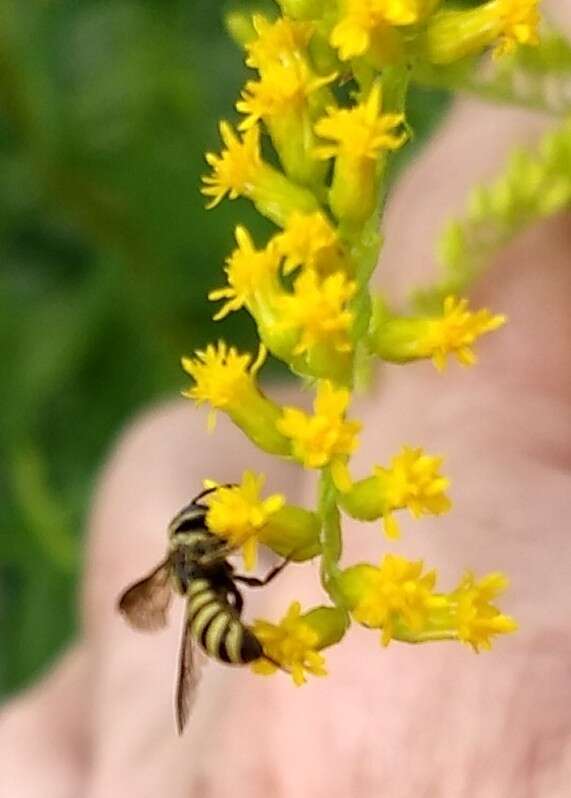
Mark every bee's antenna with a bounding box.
[192,483,237,505]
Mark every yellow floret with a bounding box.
[338,445,451,537]
[277,380,361,490]
[274,211,343,275]
[374,446,451,538]
[452,571,518,651]
[246,15,314,70]
[418,296,506,372]
[182,341,265,410]
[331,0,436,61]
[492,0,541,58]
[252,601,328,685]
[204,471,285,571]
[209,226,281,320]
[277,270,356,356]
[315,82,406,161]
[237,62,335,131]
[202,122,263,208]
[345,555,440,646]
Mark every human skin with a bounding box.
[2,42,571,798]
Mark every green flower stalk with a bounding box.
[413,119,571,312]
[178,0,553,683]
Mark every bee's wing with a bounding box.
[118,557,173,631]
[175,616,203,735]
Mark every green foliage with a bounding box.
[0,0,450,696]
[412,117,571,312]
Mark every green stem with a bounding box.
[348,65,411,370]
[395,630,458,644]
[319,66,413,597]
[318,469,346,607]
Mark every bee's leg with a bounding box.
[227,583,244,615]
[234,556,291,588]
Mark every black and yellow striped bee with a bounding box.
[118,487,287,733]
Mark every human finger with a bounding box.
[81,400,309,798]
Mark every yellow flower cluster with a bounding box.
[278,380,361,492]
[176,0,541,686]
[202,470,322,570]
[340,555,517,649]
[204,471,285,570]
[339,445,451,538]
[371,295,506,371]
[252,602,328,685]
[329,0,540,65]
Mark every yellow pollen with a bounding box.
[314,82,407,161]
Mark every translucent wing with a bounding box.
[118,558,173,631]
[175,617,203,734]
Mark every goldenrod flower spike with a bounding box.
[179,0,526,682]
[252,601,347,684]
[277,380,362,492]
[338,445,451,538]
[314,82,407,223]
[371,295,507,371]
[209,226,281,321]
[204,471,285,571]
[181,341,290,454]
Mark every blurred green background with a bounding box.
[0,0,450,697]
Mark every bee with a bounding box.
[118,486,288,733]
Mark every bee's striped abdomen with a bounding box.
[187,580,262,665]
